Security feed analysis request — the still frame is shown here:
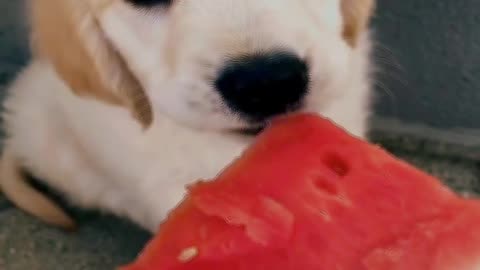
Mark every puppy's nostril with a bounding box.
[215,51,310,122]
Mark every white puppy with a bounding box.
[0,0,375,233]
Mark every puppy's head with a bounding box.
[31,0,375,130]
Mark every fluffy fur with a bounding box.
[0,0,375,233]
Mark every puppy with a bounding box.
[0,0,375,233]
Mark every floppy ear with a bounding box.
[29,0,153,128]
[341,0,376,47]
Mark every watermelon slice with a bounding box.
[121,113,480,270]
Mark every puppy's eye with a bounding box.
[125,0,172,7]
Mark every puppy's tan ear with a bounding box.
[341,0,376,47]
[30,0,152,127]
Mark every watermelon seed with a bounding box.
[178,247,198,263]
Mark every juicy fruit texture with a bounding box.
[122,113,480,270]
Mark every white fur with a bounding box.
[2,0,373,232]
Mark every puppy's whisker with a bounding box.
[373,79,400,116]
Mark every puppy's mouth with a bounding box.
[232,125,266,136]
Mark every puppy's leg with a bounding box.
[2,108,152,231]
[0,61,89,230]
[0,147,76,229]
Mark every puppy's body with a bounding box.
[1,0,375,232]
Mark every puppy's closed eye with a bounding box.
[125,0,173,8]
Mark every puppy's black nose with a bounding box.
[215,51,309,122]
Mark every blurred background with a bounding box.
[370,0,480,159]
[0,1,479,269]
[374,0,480,130]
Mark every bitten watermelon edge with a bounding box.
[121,113,480,270]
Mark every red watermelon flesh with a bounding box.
[121,113,480,270]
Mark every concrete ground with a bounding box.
[1,131,479,270]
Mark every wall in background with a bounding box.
[372,0,480,129]
[0,0,479,132]
[0,1,29,89]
